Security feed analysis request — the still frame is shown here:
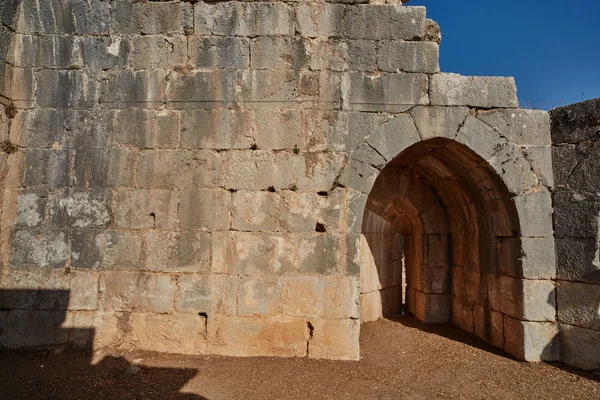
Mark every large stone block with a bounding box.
[47,189,111,229]
[136,149,224,189]
[378,41,439,73]
[178,189,231,231]
[366,113,420,162]
[71,230,143,271]
[555,238,600,283]
[165,70,236,106]
[129,313,207,355]
[410,106,470,141]
[189,37,250,69]
[231,191,283,231]
[0,269,98,311]
[23,148,73,188]
[414,291,451,323]
[550,98,600,144]
[308,318,359,360]
[498,237,556,279]
[488,142,537,194]
[237,277,280,317]
[488,275,555,322]
[112,109,180,149]
[181,109,253,150]
[553,189,599,239]
[3,189,47,229]
[17,0,111,34]
[146,231,211,273]
[455,116,503,161]
[131,35,187,70]
[224,150,275,190]
[105,148,137,187]
[72,148,106,189]
[79,36,130,70]
[345,72,429,111]
[212,232,289,275]
[99,272,175,313]
[513,189,554,238]
[36,69,99,109]
[503,316,558,361]
[522,146,554,188]
[175,275,211,314]
[10,34,77,68]
[560,324,600,370]
[477,109,551,146]
[557,281,600,330]
[113,189,177,230]
[250,37,309,70]
[430,74,518,108]
[274,151,345,191]
[254,110,303,150]
[0,310,68,348]
[9,230,68,269]
[112,1,192,35]
[195,2,294,36]
[100,70,167,108]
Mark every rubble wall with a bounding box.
[0,0,556,362]
[550,98,600,370]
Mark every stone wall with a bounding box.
[550,98,600,370]
[0,0,557,362]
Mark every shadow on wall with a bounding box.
[0,289,204,399]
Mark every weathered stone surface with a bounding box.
[378,41,439,73]
[0,310,68,348]
[175,275,211,314]
[113,1,192,35]
[553,189,599,239]
[366,114,420,162]
[478,109,551,146]
[456,116,502,161]
[190,37,250,69]
[309,318,359,360]
[9,230,68,268]
[112,110,180,149]
[48,189,111,229]
[181,109,253,150]
[71,230,143,271]
[488,275,555,321]
[254,110,303,150]
[513,189,554,238]
[430,74,518,108]
[100,70,167,108]
[504,316,558,362]
[146,231,211,273]
[550,98,600,144]
[560,324,600,370]
[178,190,231,231]
[345,72,429,111]
[557,281,600,330]
[37,70,99,109]
[522,146,554,188]
[132,36,187,70]
[555,238,600,283]
[99,272,175,313]
[224,151,275,190]
[411,106,469,141]
[113,189,177,230]
[274,152,345,191]
[498,237,556,279]
[251,37,308,70]
[488,142,537,194]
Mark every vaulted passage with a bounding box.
[360,138,522,347]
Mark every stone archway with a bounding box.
[339,110,558,361]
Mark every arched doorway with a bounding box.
[339,113,557,360]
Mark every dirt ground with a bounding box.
[1,316,599,399]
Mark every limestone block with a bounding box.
[47,189,111,229]
[522,146,554,188]
[2,65,35,108]
[345,72,429,111]
[100,70,167,108]
[452,296,474,333]
[137,149,224,189]
[224,150,275,190]
[208,316,307,358]
[489,275,555,321]
[337,158,380,194]
[178,189,231,230]
[208,274,240,316]
[236,70,299,105]
[72,148,106,189]
[366,114,420,162]
[381,286,402,316]
[274,151,345,191]
[71,230,143,271]
[456,116,503,161]
[79,36,131,70]
[553,189,599,239]
[175,275,211,314]
[195,2,294,36]
[560,324,600,370]
[309,318,360,360]
[3,189,47,228]
[414,291,451,323]
[551,144,578,187]
[360,291,383,323]
[99,272,175,313]
[105,149,137,187]
[212,232,294,276]
[295,3,344,38]
[254,110,303,150]
[231,191,283,231]
[477,109,551,146]
[378,41,439,73]
[17,0,111,34]
[343,5,426,40]
[146,231,211,273]
[165,70,236,106]
[90,312,124,349]
[129,313,207,355]
[430,74,518,108]
[113,189,177,230]
[237,277,280,317]
[550,98,600,144]
[488,142,538,194]
[132,35,188,70]
[279,276,359,319]
[513,189,554,238]
[0,269,98,311]
[112,109,180,149]
[23,149,72,188]
[503,316,558,361]
[181,109,253,150]
[490,310,504,349]
[113,1,192,35]
[9,230,68,268]
[410,106,470,141]
[0,310,68,348]
[345,40,377,71]
[63,311,94,347]
[36,69,98,109]
[279,191,340,232]
[564,150,600,195]
[498,237,556,279]
[10,34,77,68]
[522,279,556,322]
[557,281,600,330]
[251,37,309,70]
[189,37,250,69]
[555,238,600,284]
[296,233,340,275]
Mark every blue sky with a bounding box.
[409,0,600,110]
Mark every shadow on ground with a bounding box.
[0,289,203,399]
